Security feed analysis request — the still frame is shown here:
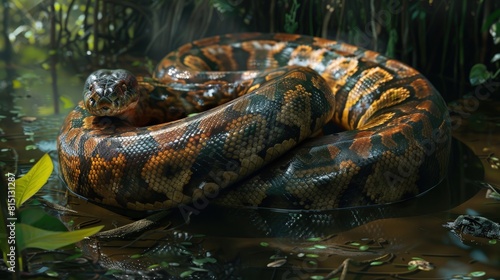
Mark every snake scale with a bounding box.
[57,33,451,211]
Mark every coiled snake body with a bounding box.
[57,33,450,211]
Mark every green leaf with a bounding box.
[469,271,486,277]
[359,245,370,251]
[482,9,500,31]
[18,207,68,232]
[469,64,492,86]
[180,270,194,278]
[192,257,217,266]
[306,237,322,242]
[16,223,103,251]
[59,96,74,109]
[15,154,53,207]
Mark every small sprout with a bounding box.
[488,239,497,245]
[130,254,142,259]
[160,261,169,267]
[314,244,327,249]
[349,242,361,246]
[297,253,305,258]
[308,260,317,265]
[370,261,384,266]
[260,242,269,247]
[306,253,319,258]
[267,259,286,267]
[310,276,324,280]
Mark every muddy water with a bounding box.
[1,67,499,279]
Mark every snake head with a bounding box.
[83,69,140,117]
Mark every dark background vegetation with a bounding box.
[1,0,499,112]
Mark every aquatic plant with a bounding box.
[0,154,103,274]
[470,9,500,86]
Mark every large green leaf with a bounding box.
[16,224,104,251]
[469,64,491,86]
[19,207,68,232]
[15,154,53,207]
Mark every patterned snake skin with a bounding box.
[57,33,451,211]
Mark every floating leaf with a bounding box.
[359,245,370,251]
[130,254,142,259]
[16,223,103,251]
[469,271,486,277]
[45,270,58,277]
[180,270,194,278]
[192,257,217,266]
[189,267,209,272]
[147,264,160,270]
[489,239,497,245]
[267,259,286,267]
[104,269,123,275]
[15,154,53,207]
[307,237,322,242]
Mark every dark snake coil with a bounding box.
[57,33,451,211]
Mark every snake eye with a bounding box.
[88,97,95,106]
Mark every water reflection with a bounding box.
[51,138,499,279]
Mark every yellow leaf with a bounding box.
[12,80,22,89]
[60,96,74,109]
[38,105,54,115]
[17,224,104,251]
[15,154,53,207]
